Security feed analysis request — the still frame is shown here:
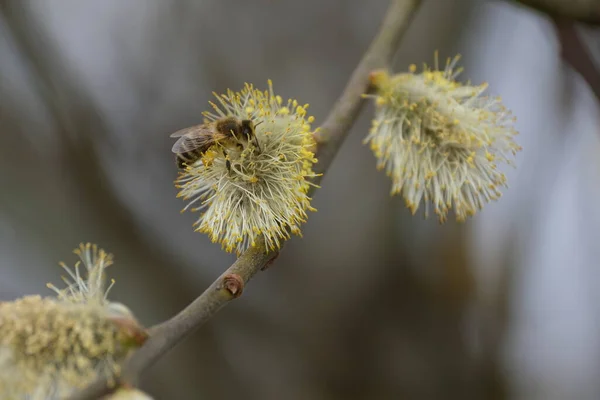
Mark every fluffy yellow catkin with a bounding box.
[365,53,521,222]
[0,296,134,399]
[175,81,319,254]
[0,243,146,400]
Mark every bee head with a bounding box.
[242,119,262,153]
[240,120,255,139]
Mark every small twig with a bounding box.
[553,17,600,104]
[67,1,422,398]
[512,0,600,25]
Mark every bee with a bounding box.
[170,117,261,170]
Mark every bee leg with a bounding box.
[177,154,191,170]
[253,137,261,153]
[223,149,232,174]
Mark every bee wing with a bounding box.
[169,124,207,138]
[171,127,228,154]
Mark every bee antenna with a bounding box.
[254,120,264,127]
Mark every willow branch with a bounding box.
[511,0,600,25]
[553,18,600,104]
[67,1,422,398]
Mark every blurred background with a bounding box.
[2,0,600,399]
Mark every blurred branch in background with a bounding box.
[508,0,600,105]
[67,0,423,398]
[512,0,600,25]
[553,18,600,104]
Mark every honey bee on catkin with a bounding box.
[170,117,261,170]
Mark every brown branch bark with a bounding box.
[512,0,600,25]
[67,1,422,398]
[553,18,600,104]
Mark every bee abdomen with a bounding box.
[176,149,202,169]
